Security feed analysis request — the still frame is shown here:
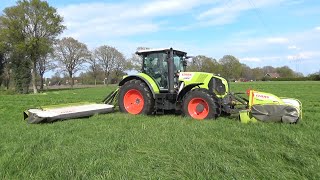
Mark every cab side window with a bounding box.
[143,53,168,89]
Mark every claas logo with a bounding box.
[255,94,270,99]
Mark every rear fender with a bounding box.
[119,73,159,98]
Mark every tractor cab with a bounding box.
[136,48,187,91]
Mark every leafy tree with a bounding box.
[0,52,5,86]
[240,64,253,80]
[252,67,264,81]
[0,17,31,93]
[54,37,89,88]
[2,64,11,89]
[0,0,65,93]
[308,71,320,81]
[262,66,276,74]
[10,51,32,93]
[219,55,242,80]
[0,40,5,86]
[0,18,9,88]
[276,66,295,78]
[188,55,222,74]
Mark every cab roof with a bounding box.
[136,48,187,55]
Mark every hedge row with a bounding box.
[269,76,320,81]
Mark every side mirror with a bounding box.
[183,60,187,66]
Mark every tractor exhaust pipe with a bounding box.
[168,48,175,93]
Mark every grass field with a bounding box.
[0,81,320,179]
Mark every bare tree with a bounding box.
[37,53,55,90]
[113,51,127,77]
[94,45,119,85]
[128,53,142,71]
[88,50,100,85]
[128,47,150,71]
[54,37,89,88]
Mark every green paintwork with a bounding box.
[121,72,229,98]
[239,110,258,123]
[248,90,284,107]
[119,73,160,94]
[137,73,160,94]
[178,72,229,98]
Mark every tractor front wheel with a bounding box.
[119,79,154,115]
[182,89,220,120]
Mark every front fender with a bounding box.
[177,83,203,101]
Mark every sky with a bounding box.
[1,0,320,76]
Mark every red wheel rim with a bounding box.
[188,98,209,120]
[123,89,144,114]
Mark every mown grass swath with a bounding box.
[0,81,319,179]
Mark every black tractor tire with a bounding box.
[182,88,221,120]
[118,79,154,115]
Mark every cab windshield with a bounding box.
[173,54,185,73]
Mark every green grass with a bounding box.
[0,81,320,179]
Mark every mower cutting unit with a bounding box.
[24,48,302,123]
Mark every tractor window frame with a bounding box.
[173,52,186,73]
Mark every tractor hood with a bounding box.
[179,72,229,98]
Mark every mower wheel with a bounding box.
[119,79,154,115]
[182,89,220,120]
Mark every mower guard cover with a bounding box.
[243,90,302,123]
[24,104,114,124]
[251,104,299,123]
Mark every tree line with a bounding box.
[187,55,306,81]
[0,0,318,94]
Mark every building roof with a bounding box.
[265,73,280,78]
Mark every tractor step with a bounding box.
[24,103,114,124]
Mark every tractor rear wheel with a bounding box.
[119,79,154,115]
[182,89,220,120]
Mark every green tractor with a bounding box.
[116,48,238,120]
[24,48,302,123]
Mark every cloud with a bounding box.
[240,57,261,62]
[58,2,160,39]
[197,0,286,26]
[240,56,283,63]
[315,26,320,31]
[287,51,320,60]
[58,0,215,40]
[285,0,305,5]
[288,45,300,50]
[266,37,289,44]
[58,0,289,40]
